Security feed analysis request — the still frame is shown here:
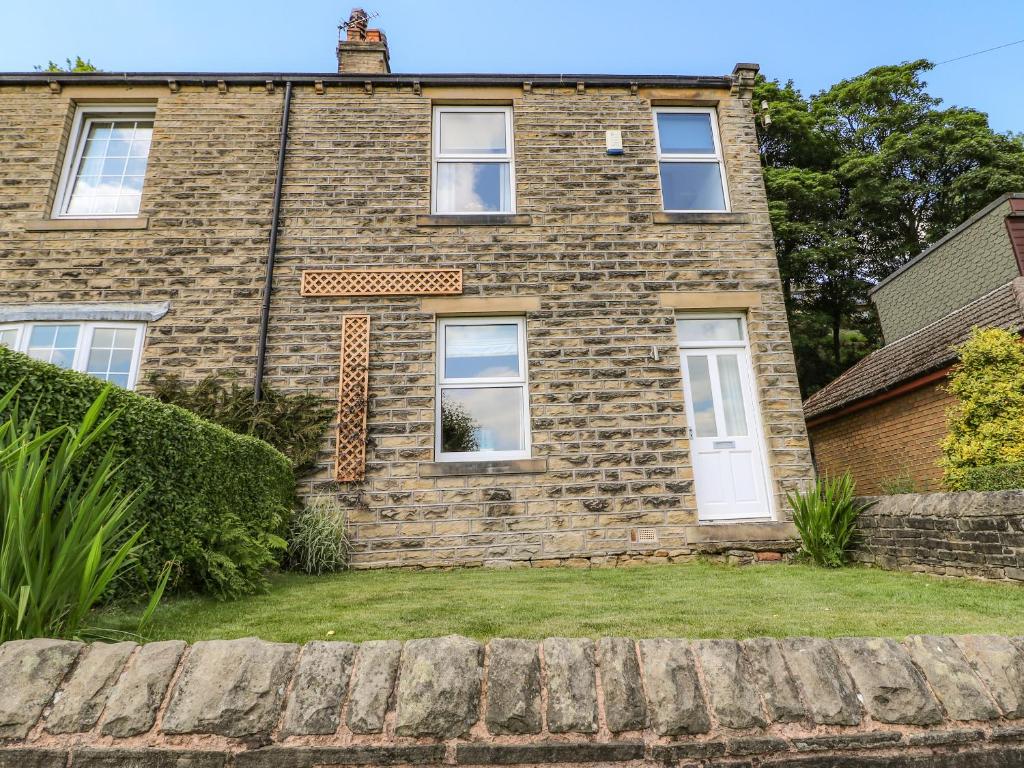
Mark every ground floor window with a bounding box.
[0,321,145,388]
[436,316,530,461]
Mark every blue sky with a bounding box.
[2,0,1021,133]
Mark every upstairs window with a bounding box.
[0,322,145,388]
[432,106,515,214]
[53,105,154,218]
[436,317,530,461]
[654,107,729,212]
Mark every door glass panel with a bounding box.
[717,354,749,436]
[686,355,718,437]
[441,387,524,452]
[444,324,520,378]
[677,317,742,343]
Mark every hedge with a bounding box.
[957,461,1024,492]
[0,348,295,598]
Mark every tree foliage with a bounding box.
[941,327,1024,489]
[35,56,98,73]
[756,61,1024,396]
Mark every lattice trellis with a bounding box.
[335,314,371,482]
[302,269,463,297]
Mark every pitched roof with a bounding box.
[803,278,1024,421]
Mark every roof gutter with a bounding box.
[0,72,734,89]
[253,80,292,404]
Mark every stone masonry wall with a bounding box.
[5,633,1024,766]
[266,82,812,567]
[872,197,1018,343]
[808,380,953,494]
[853,490,1024,581]
[0,78,814,568]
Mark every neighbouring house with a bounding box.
[805,193,1024,494]
[0,10,813,568]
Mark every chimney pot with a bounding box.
[338,7,390,74]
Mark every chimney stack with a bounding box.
[337,8,390,74]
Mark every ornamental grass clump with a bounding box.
[0,385,168,641]
[787,472,873,567]
[286,494,352,575]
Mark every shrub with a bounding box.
[0,348,294,599]
[942,327,1024,490]
[787,472,874,567]
[146,373,333,475]
[0,386,168,641]
[287,494,352,575]
[878,471,917,495]
[957,461,1024,491]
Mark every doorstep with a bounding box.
[684,520,797,545]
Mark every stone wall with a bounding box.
[808,379,953,494]
[5,633,1024,766]
[853,490,1024,581]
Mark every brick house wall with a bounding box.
[0,73,814,568]
[808,380,954,495]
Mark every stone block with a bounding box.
[779,638,861,726]
[956,634,1024,718]
[46,641,135,734]
[833,637,942,725]
[280,641,357,736]
[347,640,402,734]
[161,638,298,737]
[100,640,185,738]
[596,637,646,732]
[693,639,766,729]
[0,638,81,739]
[485,639,541,734]
[905,635,999,721]
[638,638,710,735]
[542,638,598,733]
[394,635,482,738]
[740,637,804,723]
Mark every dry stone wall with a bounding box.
[5,634,1024,765]
[853,490,1024,582]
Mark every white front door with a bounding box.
[677,315,772,521]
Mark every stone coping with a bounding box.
[3,634,1024,766]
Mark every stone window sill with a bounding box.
[418,458,547,478]
[24,217,149,232]
[416,214,532,227]
[653,212,750,225]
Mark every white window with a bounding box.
[653,107,729,212]
[432,106,515,214]
[53,105,154,218]
[436,317,530,461]
[0,322,145,389]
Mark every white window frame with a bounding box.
[435,316,531,461]
[0,321,146,389]
[653,106,731,213]
[431,105,516,215]
[52,104,156,219]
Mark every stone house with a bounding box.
[0,12,813,568]
[805,193,1024,494]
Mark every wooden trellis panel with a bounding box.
[335,314,371,482]
[301,269,463,297]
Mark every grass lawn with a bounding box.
[94,561,1024,643]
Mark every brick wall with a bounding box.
[807,379,953,494]
[0,78,814,568]
[872,198,1018,343]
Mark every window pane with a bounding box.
[0,329,17,349]
[439,112,507,155]
[86,327,137,385]
[65,117,152,216]
[435,162,510,213]
[657,112,716,154]
[441,387,524,453]
[677,318,743,343]
[444,324,520,379]
[717,354,749,436]
[685,355,718,438]
[660,162,726,211]
[27,325,79,368]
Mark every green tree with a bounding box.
[756,61,1024,396]
[35,56,98,73]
